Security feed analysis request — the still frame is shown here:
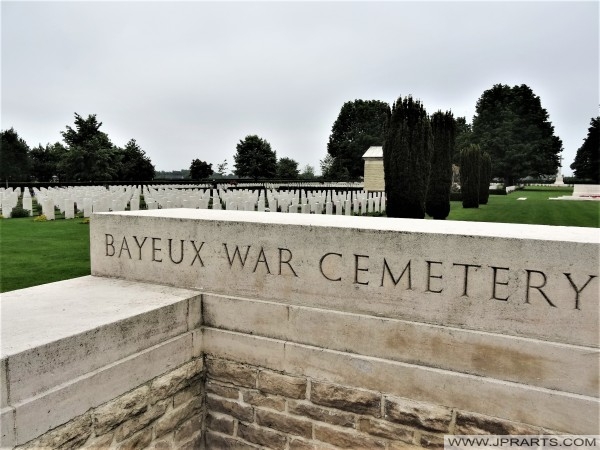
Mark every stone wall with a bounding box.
[363,159,385,192]
[16,358,204,450]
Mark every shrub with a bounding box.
[34,214,47,222]
[10,206,31,218]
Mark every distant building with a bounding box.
[362,146,384,192]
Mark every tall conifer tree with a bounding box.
[426,111,455,219]
[460,144,482,208]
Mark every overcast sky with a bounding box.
[2,1,598,175]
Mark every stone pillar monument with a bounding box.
[553,155,565,186]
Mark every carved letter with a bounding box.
[152,237,162,262]
[491,266,509,301]
[354,254,369,285]
[525,270,556,307]
[168,239,185,264]
[105,234,115,256]
[223,244,251,268]
[426,261,443,293]
[278,248,298,277]
[453,263,481,297]
[381,259,412,289]
[118,236,132,259]
[190,241,205,267]
[132,236,147,260]
[564,273,597,310]
[320,252,342,282]
[253,247,271,274]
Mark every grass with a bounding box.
[1,186,597,293]
[0,217,90,293]
[447,186,600,227]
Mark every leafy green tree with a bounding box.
[0,128,30,181]
[233,135,277,179]
[189,159,214,180]
[117,139,155,181]
[217,159,229,176]
[479,152,492,205]
[471,84,562,185]
[570,117,599,182]
[60,113,117,181]
[327,99,388,179]
[299,165,316,179]
[277,157,299,179]
[383,96,433,219]
[426,111,455,220]
[29,142,67,181]
[460,144,482,208]
[454,117,472,164]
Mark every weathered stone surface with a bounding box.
[150,359,203,404]
[207,394,254,422]
[237,423,287,450]
[313,424,386,449]
[81,432,114,449]
[258,370,307,399]
[455,411,542,435]
[206,431,257,449]
[20,412,92,450]
[115,400,168,442]
[206,381,240,400]
[288,400,355,427]
[178,431,202,450]
[358,417,414,442]
[155,397,202,438]
[147,437,174,450]
[256,409,312,439]
[289,437,315,450]
[174,382,203,408]
[207,358,257,388]
[206,412,235,435]
[388,440,422,450]
[384,396,452,433]
[93,385,149,435]
[311,381,380,417]
[243,390,286,412]
[174,413,203,443]
[420,433,445,449]
[115,428,152,450]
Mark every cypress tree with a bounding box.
[426,111,455,219]
[383,96,433,219]
[479,152,492,205]
[460,144,481,208]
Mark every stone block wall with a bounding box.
[204,357,552,450]
[15,358,204,450]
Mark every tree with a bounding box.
[117,139,155,181]
[460,144,482,208]
[233,135,277,179]
[454,117,472,164]
[426,111,455,220]
[60,113,117,181]
[479,152,492,205]
[189,159,214,180]
[571,117,599,182]
[217,159,229,176]
[29,142,67,181]
[299,165,315,179]
[0,128,30,181]
[383,96,433,219]
[471,84,562,185]
[327,99,389,179]
[277,157,299,179]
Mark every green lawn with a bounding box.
[0,218,90,293]
[1,186,598,293]
[447,186,600,227]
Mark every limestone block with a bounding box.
[115,428,152,450]
[310,381,381,417]
[205,431,253,449]
[206,394,253,422]
[18,412,92,450]
[114,400,168,442]
[243,390,286,412]
[255,409,312,439]
[1,407,15,449]
[288,437,315,450]
[288,400,356,428]
[206,358,257,389]
[237,423,287,450]
[384,396,452,433]
[357,417,414,442]
[454,411,543,435]
[173,413,203,444]
[150,358,203,404]
[80,432,114,449]
[174,382,203,408]
[206,412,235,435]
[206,381,240,400]
[93,385,149,436]
[154,397,202,438]
[258,370,307,399]
[313,423,386,449]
